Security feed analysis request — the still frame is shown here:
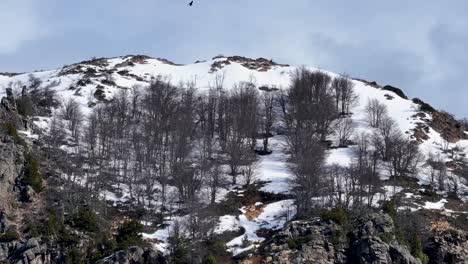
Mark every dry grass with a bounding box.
[244,203,266,221]
[431,220,453,231]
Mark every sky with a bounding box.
[1,0,468,117]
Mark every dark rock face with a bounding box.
[430,111,468,142]
[425,229,468,264]
[101,246,166,264]
[0,238,51,264]
[0,129,25,214]
[258,213,422,264]
[348,214,421,264]
[261,218,345,264]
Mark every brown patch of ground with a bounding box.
[240,255,263,264]
[430,111,468,143]
[431,220,454,232]
[244,203,265,221]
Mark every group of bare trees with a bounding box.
[284,69,340,216]
[284,69,426,217]
[40,75,285,220]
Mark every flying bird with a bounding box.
[189,1,193,6]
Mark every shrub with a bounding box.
[44,209,62,237]
[412,98,436,113]
[287,238,297,249]
[321,207,348,225]
[25,219,40,237]
[92,233,117,261]
[0,228,20,242]
[382,85,408,99]
[23,153,43,193]
[203,254,217,264]
[16,96,34,116]
[241,234,251,247]
[66,248,86,264]
[71,207,99,233]
[409,234,429,264]
[2,123,26,146]
[382,199,397,222]
[116,220,144,249]
[168,233,189,264]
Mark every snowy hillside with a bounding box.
[1,54,467,255]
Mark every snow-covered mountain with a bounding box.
[1,54,467,257]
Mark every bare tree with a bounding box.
[290,139,328,216]
[243,152,259,186]
[61,98,83,140]
[260,90,276,153]
[365,98,387,128]
[372,115,398,161]
[334,117,354,147]
[284,68,338,216]
[285,68,337,154]
[332,75,357,115]
[426,152,447,190]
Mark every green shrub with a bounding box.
[379,232,394,243]
[92,233,116,261]
[409,234,429,264]
[66,248,86,264]
[168,233,189,264]
[287,239,297,249]
[203,254,217,264]
[286,235,313,250]
[71,207,99,233]
[321,207,348,225]
[382,199,397,222]
[382,85,408,99]
[2,123,26,146]
[23,153,43,193]
[25,219,40,237]
[116,220,144,249]
[412,98,436,113]
[16,96,34,117]
[0,228,20,242]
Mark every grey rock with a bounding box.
[128,246,144,262]
[254,213,425,264]
[101,247,166,264]
[426,229,468,263]
[0,212,11,233]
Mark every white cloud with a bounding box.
[0,0,45,54]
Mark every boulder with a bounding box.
[101,247,166,264]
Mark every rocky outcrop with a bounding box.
[100,246,166,264]
[261,218,345,264]
[257,213,422,264]
[0,238,51,264]
[210,55,289,73]
[430,111,468,143]
[0,130,25,215]
[425,229,468,264]
[348,214,421,264]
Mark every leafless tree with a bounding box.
[243,152,259,186]
[285,68,338,154]
[332,75,357,115]
[260,90,276,153]
[365,98,388,128]
[290,139,328,216]
[334,117,354,147]
[61,98,83,140]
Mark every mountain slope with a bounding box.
[0,54,467,262]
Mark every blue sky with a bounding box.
[2,0,468,118]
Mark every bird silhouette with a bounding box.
[189,1,193,6]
